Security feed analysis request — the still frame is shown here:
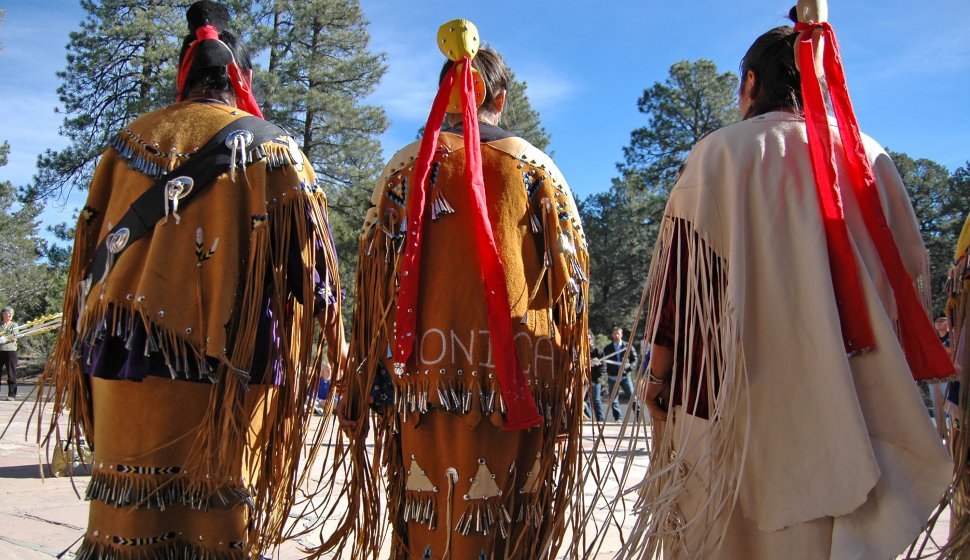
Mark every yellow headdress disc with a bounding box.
[437,19,487,112]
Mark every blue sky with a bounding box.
[1,0,968,228]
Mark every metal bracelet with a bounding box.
[647,371,668,385]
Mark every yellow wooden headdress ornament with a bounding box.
[437,19,487,113]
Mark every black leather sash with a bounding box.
[86,116,286,286]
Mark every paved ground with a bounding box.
[0,383,951,559]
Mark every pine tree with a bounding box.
[0,143,63,320]
[247,0,387,321]
[619,59,738,194]
[33,0,185,199]
[255,1,386,192]
[582,59,738,337]
[579,178,661,335]
[891,151,970,314]
[501,72,551,152]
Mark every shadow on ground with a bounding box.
[0,463,91,479]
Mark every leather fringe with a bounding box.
[908,252,970,559]
[76,535,245,560]
[34,154,341,559]
[85,466,247,510]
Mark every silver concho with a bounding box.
[558,231,577,255]
[225,129,254,150]
[107,228,130,254]
[287,137,304,172]
[163,176,194,224]
[165,176,194,200]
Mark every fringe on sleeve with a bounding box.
[581,216,749,560]
[908,217,970,559]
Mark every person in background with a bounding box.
[936,315,951,348]
[604,326,638,421]
[313,362,333,416]
[0,306,19,400]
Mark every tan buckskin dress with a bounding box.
[341,124,589,559]
[40,100,342,559]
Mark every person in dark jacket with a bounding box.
[604,326,637,421]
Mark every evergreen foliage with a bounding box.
[502,72,551,152]
[619,59,738,194]
[891,152,970,314]
[583,59,738,337]
[579,178,662,334]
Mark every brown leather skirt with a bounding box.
[77,376,250,559]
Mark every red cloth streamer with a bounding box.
[395,57,541,430]
[226,62,263,118]
[176,24,264,119]
[796,22,953,381]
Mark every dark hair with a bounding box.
[439,45,510,114]
[177,1,252,99]
[739,9,802,118]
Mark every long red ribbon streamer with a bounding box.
[796,28,873,355]
[395,58,541,430]
[796,22,952,381]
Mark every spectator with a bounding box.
[0,306,18,400]
[604,326,637,421]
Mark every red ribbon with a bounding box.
[796,22,952,381]
[226,62,262,118]
[395,57,541,430]
[176,24,264,119]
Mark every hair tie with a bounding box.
[195,24,220,42]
